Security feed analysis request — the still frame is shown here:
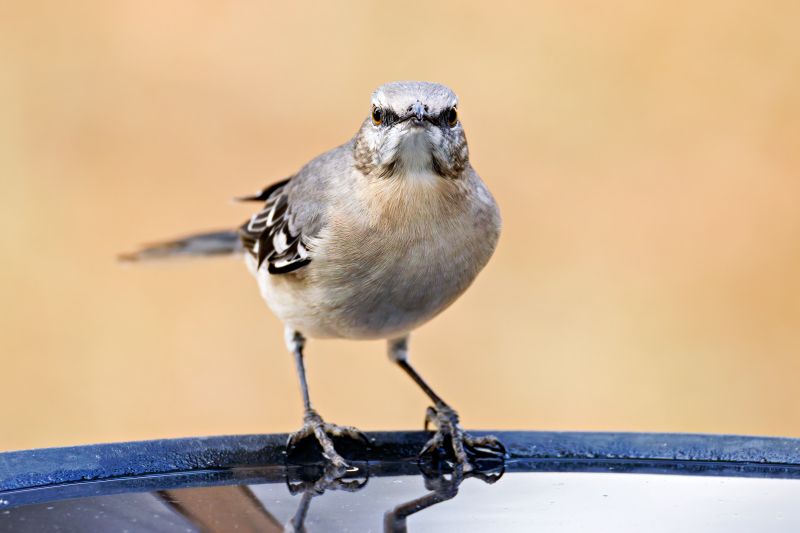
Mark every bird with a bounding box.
[122,81,502,470]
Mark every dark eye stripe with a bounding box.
[375,107,456,127]
[372,106,405,126]
[384,109,400,124]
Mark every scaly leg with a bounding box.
[286,327,363,467]
[388,336,504,472]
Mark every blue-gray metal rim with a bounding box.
[2,431,800,508]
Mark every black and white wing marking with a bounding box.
[237,178,312,274]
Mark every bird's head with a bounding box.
[354,81,469,180]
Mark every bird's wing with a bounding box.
[237,178,314,274]
[237,142,353,275]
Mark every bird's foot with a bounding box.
[287,408,365,467]
[420,405,505,472]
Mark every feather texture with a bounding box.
[237,178,311,274]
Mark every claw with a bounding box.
[352,428,372,451]
[418,439,434,458]
[424,406,437,432]
[285,408,365,467]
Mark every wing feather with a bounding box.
[237,178,312,274]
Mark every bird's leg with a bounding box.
[286,327,364,467]
[388,336,504,472]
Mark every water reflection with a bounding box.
[152,456,505,533]
[5,460,800,531]
[284,464,369,533]
[155,485,284,532]
[385,460,504,533]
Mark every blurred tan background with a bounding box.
[1,0,800,453]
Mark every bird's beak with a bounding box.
[398,100,434,126]
[412,100,425,121]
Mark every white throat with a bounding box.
[397,128,433,176]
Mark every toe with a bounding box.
[313,428,350,467]
[451,435,470,468]
[287,426,311,446]
[469,434,506,456]
[328,454,350,468]
[341,426,365,440]
[465,434,497,447]
[326,424,362,439]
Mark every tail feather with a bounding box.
[119,230,243,262]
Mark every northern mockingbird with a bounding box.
[124,81,502,470]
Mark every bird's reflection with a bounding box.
[155,452,504,532]
[384,458,504,533]
[284,463,369,533]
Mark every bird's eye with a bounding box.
[372,106,383,125]
[447,106,458,126]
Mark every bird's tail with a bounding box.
[119,230,243,262]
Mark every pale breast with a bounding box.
[251,170,500,340]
